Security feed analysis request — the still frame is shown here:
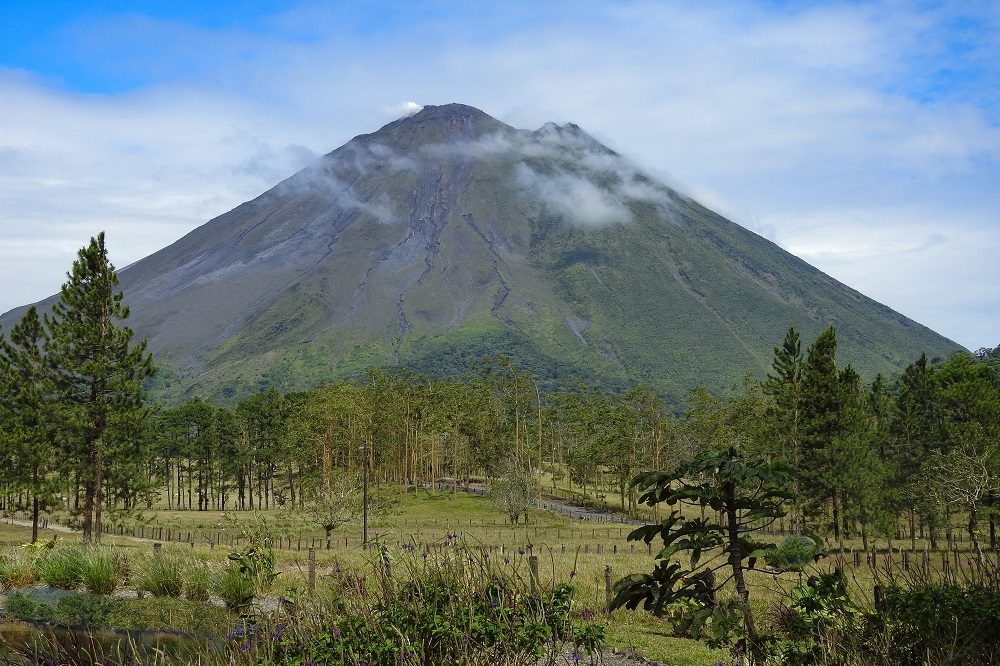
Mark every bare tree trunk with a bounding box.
[831,488,843,550]
[724,480,761,663]
[94,454,104,544]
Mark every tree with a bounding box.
[610,447,793,663]
[799,325,843,535]
[764,328,804,527]
[922,441,996,558]
[299,468,391,548]
[765,327,804,457]
[833,366,891,550]
[490,457,537,525]
[45,232,154,543]
[0,307,56,541]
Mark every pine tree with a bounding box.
[45,232,154,543]
[799,325,842,535]
[0,307,56,542]
[834,364,891,549]
[893,353,942,545]
[764,327,804,524]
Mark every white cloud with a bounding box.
[514,162,631,227]
[0,1,997,349]
[771,205,1000,348]
[385,101,424,118]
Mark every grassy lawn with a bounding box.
[3,488,974,665]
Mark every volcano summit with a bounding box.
[0,104,960,403]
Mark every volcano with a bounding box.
[0,103,961,404]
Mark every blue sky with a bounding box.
[1,1,997,350]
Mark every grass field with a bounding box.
[4,487,992,666]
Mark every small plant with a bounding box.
[0,548,39,589]
[134,549,183,597]
[765,534,825,572]
[4,591,41,619]
[224,512,279,594]
[79,545,124,595]
[183,558,213,602]
[572,621,608,661]
[214,564,256,611]
[55,592,116,628]
[37,544,85,589]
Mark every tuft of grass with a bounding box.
[37,544,85,590]
[79,546,125,596]
[183,557,213,603]
[0,548,39,590]
[213,565,256,611]
[134,549,184,597]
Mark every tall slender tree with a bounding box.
[0,307,56,541]
[45,232,154,542]
[799,325,843,535]
[765,327,804,463]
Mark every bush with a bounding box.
[54,592,116,628]
[864,580,1000,665]
[258,544,600,666]
[214,565,256,611]
[37,545,85,589]
[79,546,125,595]
[4,591,43,620]
[4,589,114,628]
[110,596,232,635]
[763,569,862,665]
[134,550,184,597]
[765,534,822,572]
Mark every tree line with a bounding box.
[0,233,152,542]
[2,234,998,549]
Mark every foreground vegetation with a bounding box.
[2,506,999,664]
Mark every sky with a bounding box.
[0,1,997,351]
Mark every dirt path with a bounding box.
[427,481,647,526]
[7,518,76,534]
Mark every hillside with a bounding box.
[0,103,962,405]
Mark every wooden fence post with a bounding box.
[604,565,614,616]
[308,548,317,594]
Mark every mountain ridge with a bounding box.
[0,103,963,404]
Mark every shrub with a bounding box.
[37,545,85,589]
[763,569,862,665]
[4,591,41,619]
[864,579,1000,665]
[109,596,232,635]
[214,565,256,611]
[134,550,184,597]
[54,592,116,628]
[257,544,598,666]
[79,546,124,595]
[765,534,823,572]
[4,589,112,627]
